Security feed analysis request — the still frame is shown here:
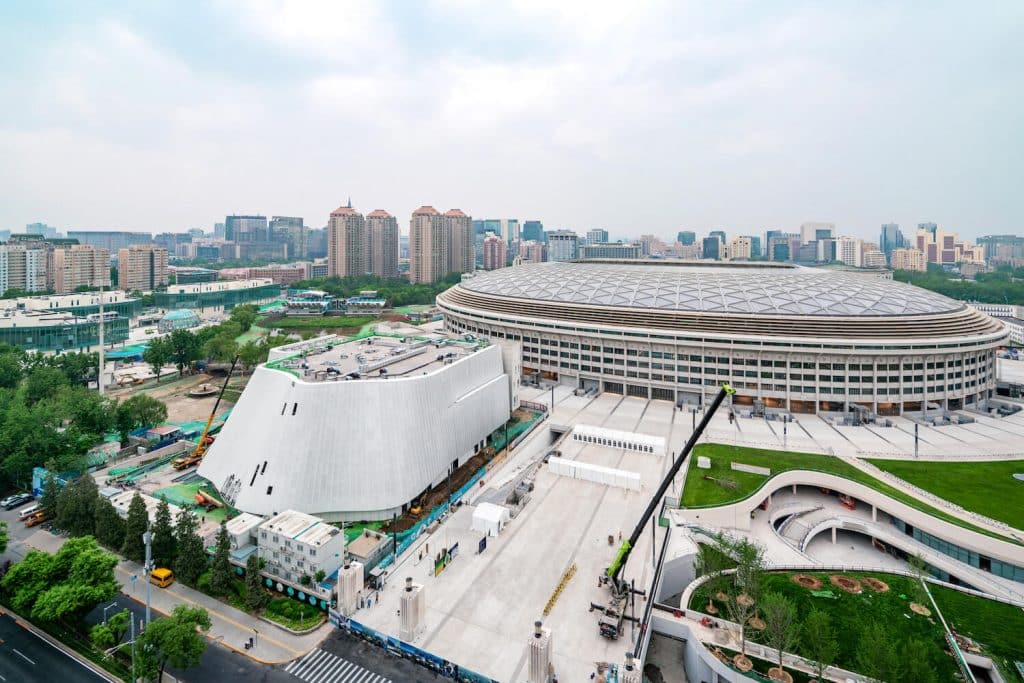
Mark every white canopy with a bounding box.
[471,502,511,537]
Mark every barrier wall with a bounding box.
[548,456,641,491]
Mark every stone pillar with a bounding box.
[399,577,425,642]
[872,505,877,522]
[527,620,553,683]
[621,652,643,683]
[831,526,837,544]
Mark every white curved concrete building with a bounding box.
[438,261,1009,415]
[198,335,512,521]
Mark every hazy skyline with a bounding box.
[1,1,1021,242]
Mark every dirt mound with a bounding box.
[829,575,863,593]
[791,574,823,590]
[768,668,794,683]
[733,654,753,672]
[861,577,890,593]
[910,602,932,617]
[747,616,766,630]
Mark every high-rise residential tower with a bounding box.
[444,209,474,275]
[587,228,609,244]
[52,244,110,293]
[482,234,507,270]
[327,203,368,278]
[117,245,168,291]
[366,210,399,279]
[409,206,447,284]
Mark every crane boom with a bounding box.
[173,355,239,470]
[606,383,734,583]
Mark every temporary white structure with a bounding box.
[571,424,666,456]
[547,457,641,491]
[472,502,511,537]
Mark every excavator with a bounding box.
[590,384,735,639]
[172,355,239,471]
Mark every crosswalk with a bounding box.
[285,648,392,683]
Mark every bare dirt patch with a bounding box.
[733,654,753,672]
[910,602,932,617]
[791,574,823,590]
[861,577,890,593]
[829,575,863,594]
[736,593,755,606]
[768,667,793,683]
[747,616,766,631]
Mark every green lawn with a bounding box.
[682,443,1015,543]
[866,458,1024,530]
[265,597,326,631]
[931,585,1024,682]
[255,314,378,331]
[691,571,959,682]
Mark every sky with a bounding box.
[1,1,1021,242]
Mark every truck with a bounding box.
[172,356,238,471]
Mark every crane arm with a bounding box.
[193,355,239,457]
[607,383,734,582]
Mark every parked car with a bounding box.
[2,493,33,510]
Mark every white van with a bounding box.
[18,504,40,521]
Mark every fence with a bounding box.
[329,611,499,683]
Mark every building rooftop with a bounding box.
[165,278,275,294]
[267,334,488,383]
[225,512,264,536]
[297,522,342,548]
[367,209,393,218]
[12,291,137,311]
[458,261,964,317]
[0,310,87,328]
[346,529,389,559]
[259,509,322,539]
[413,206,440,215]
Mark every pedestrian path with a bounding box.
[285,648,392,683]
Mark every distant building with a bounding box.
[677,231,696,246]
[154,279,279,311]
[270,216,306,260]
[586,228,609,244]
[169,266,218,284]
[891,247,927,272]
[862,248,887,269]
[213,222,226,239]
[546,231,579,262]
[24,222,60,239]
[118,245,169,292]
[408,206,448,284]
[701,236,721,260]
[743,236,762,259]
[880,223,905,262]
[247,264,307,286]
[225,215,268,243]
[303,260,329,280]
[709,230,727,244]
[914,227,983,265]
[0,310,129,352]
[482,234,507,270]
[800,222,835,244]
[0,242,48,294]
[67,230,153,253]
[518,240,544,263]
[836,236,863,267]
[727,236,752,260]
[500,219,520,244]
[522,221,545,243]
[366,210,399,279]
[327,203,367,278]
[444,209,475,275]
[51,244,110,293]
[578,242,641,260]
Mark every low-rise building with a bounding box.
[578,242,641,260]
[257,510,345,585]
[0,309,129,351]
[154,278,279,311]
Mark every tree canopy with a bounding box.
[115,393,168,445]
[894,264,1024,305]
[135,604,211,682]
[290,272,462,307]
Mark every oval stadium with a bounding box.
[437,261,1009,415]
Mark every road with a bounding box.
[0,612,112,683]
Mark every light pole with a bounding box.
[102,602,118,625]
[143,529,153,625]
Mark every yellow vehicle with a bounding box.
[24,511,46,527]
[150,568,175,588]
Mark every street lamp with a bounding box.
[102,602,118,625]
[143,530,153,625]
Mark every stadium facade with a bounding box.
[437,261,1008,415]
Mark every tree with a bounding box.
[94,497,126,550]
[121,492,149,563]
[202,332,238,363]
[760,592,801,676]
[209,522,232,596]
[244,553,267,611]
[151,497,176,568]
[90,608,130,650]
[0,520,7,554]
[39,470,62,518]
[57,473,99,537]
[25,365,68,406]
[908,553,930,603]
[238,339,267,371]
[115,393,168,446]
[0,348,24,389]
[725,591,759,660]
[61,387,114,436]
[174,509,207,586]
[229,304,258,333]
[855,623,901,683]
[1,536,118,623]
[722,537,765,662]
[802,608,839,683]
[695,535,735,605]
[899,637,939,683]
[142,337,173,383]
[135,604,211,682]
[168,329,200,376]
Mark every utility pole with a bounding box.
[143,529,153,624]
[97,284,105,395]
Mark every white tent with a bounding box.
[471,502,511,537]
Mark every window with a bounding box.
[292,403,298,416]
[310,548,316,557]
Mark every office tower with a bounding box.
[271,216,307,259]
[770,241,790,261]
[918,222,938,239]
[483,234,507,270]
[892,248,927,272]
[0,243,48,294]
[225,215,268,242]
[836,236,863,267]
[677,231,696,246]
[816,238,837,262]
[915,226,980,265]
[587,228,609,244]
[709,230,727,244]
[472,219,487,236]
[519,241,544,263]
[545,231,579,262]
[522,221,545,243]
[579,242,641,260]
[366,210,399,278]
[482,219,501,236]
[977,235,1024,265]
[728,236,752,260]
[24,222,59,239]
[880,223,905,262]
[327,203,367,278]
[740,236,762,259]
[409,206,447,284]
[500,219,520,244]
[214,222,226,239]
[52,244,110,293]
[702,236,721,260]
[306,228,328,259]
[117,245,168,291]
[800,222,835,244]
[444,209,475,275]
[67,231,153,252]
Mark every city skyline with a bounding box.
[1,3,1021,239]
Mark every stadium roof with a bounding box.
[458,262,963,317]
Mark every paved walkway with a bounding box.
[115,561,330,664]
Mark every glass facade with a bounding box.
[154,283,279,311]
[892,518,1024,583]
[0,317,129,352]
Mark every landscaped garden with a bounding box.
[264,597,326,631]
[930,585,1024,681]
[865,458,1024,530]
[681,443,1015,542]
[255,313,378,332]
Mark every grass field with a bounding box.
[681,443,1014,542]
[866,458,1024,530]
[930,585,1024,681]
[691,571,959,682]
[256,314,377,331]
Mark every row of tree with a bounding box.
[290,272,463,308]
[895,263,1024,305]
